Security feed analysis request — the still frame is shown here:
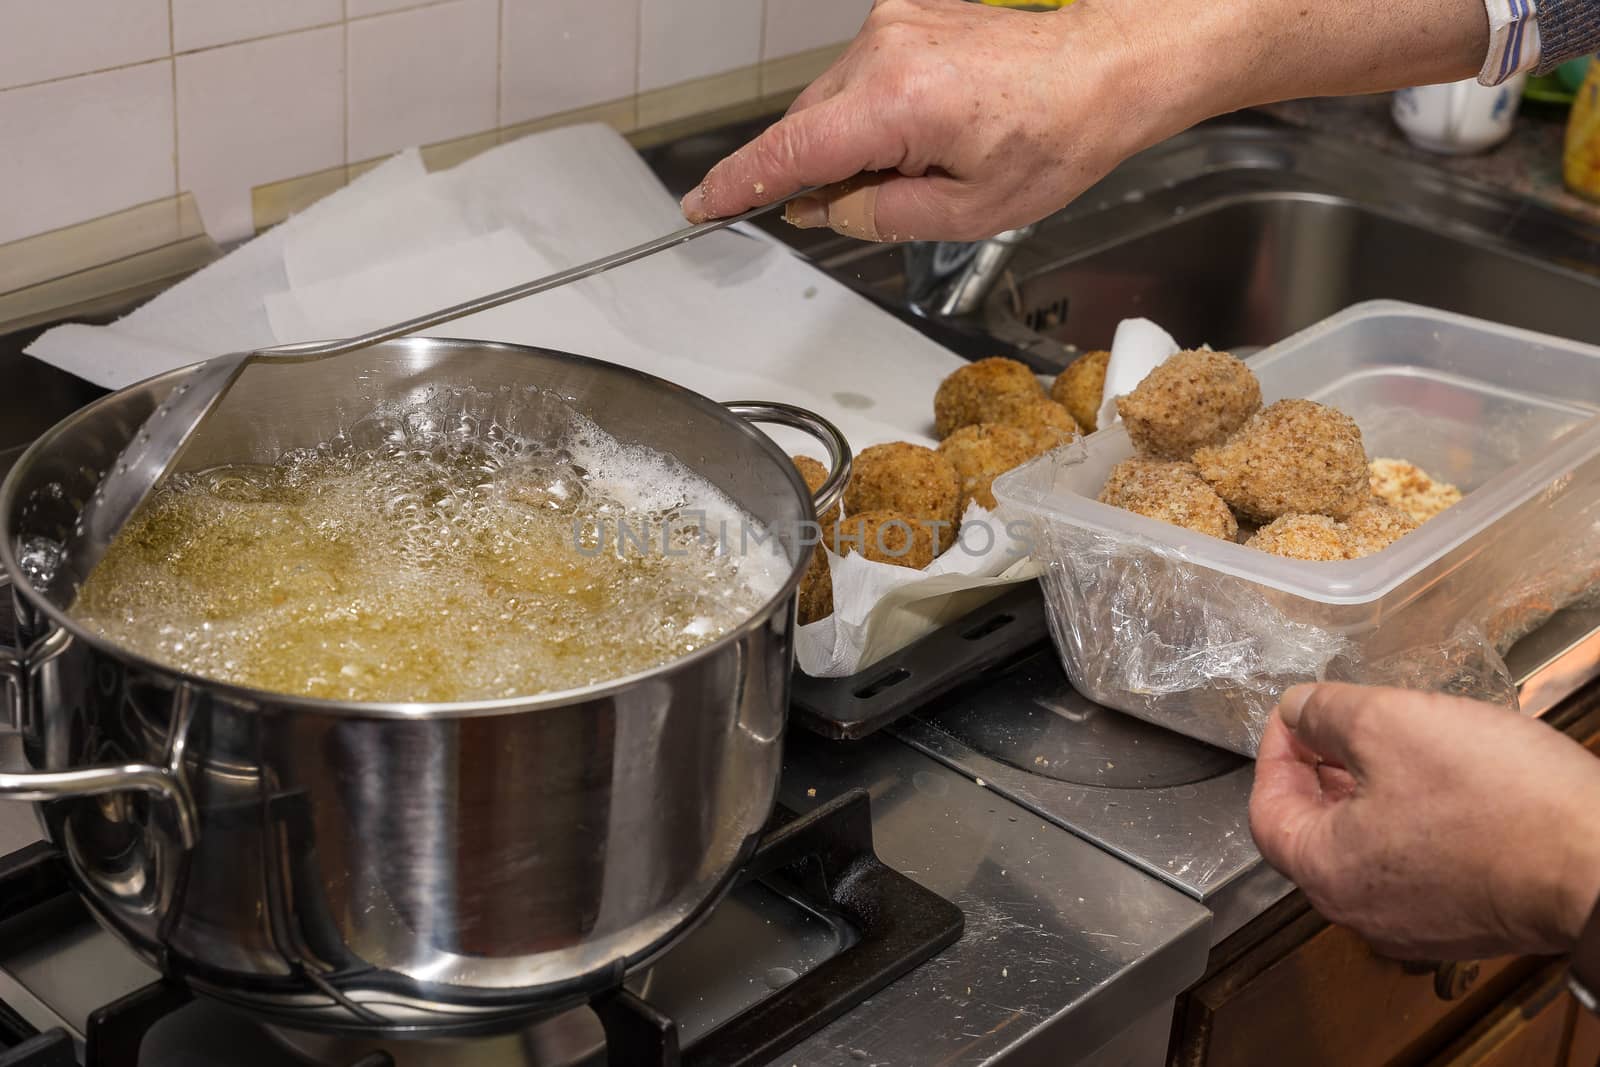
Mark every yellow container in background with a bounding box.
[1565,59,1600,202]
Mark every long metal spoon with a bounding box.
[45,189,816,604]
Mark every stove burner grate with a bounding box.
[0,789,961,1067]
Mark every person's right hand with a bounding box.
[680,0,1197,242]
[1250,684,1600,961]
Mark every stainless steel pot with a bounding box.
[0,337,849,1035]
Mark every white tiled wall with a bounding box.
[0,0,870,248]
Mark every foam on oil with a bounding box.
[69,388,787,703]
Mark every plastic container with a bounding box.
[993,300,1600,755]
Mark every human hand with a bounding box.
[1249,683,1600,960]
[680,0,1487,242]
[680,0,1190,242]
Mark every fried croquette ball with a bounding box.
[1097,458,1237,540]
[1246,514,1350,561]
[1194,399,1369,521]
[1050,350,1110,432]
[828,510,936,569]
[1343,499,1420,558]
[1369,457,1462,523]
[934,357,1045,438]
[791,454,842,525]
[1116,350,1262,460]
[797,545,833,624]
[998,397,1079,454]
[842,443,960,550]
[937,424,1035,513]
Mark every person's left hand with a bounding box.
[1249,683,1600,960]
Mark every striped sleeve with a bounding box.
[1533,0,1600,74]
[1478,0,1545,85]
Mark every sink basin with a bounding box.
[794,115,1600,367]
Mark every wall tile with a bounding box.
[639,0,763,93]
[176,26,345,241]
[172,0,343,53]
[500,0,637,127]
[0,0,169,91]
[763,0,868,60]
[0,62,175,246]
[348,0,499,161]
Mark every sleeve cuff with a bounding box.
[1477,0,1544,85]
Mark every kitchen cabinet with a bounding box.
[1170,687,1600,1067]
[1427,967,1572,1067]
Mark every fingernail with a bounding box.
[1278,685,1315,730]
[680,185,707,222]
[785,196,827,229]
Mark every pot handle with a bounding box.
[724,402,853,520]
[0,575,199,849]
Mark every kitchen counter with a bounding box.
[1261,93,1600,225]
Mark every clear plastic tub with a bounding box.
[993,300,1600,755]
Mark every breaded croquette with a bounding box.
[938,423,1036,513]
[934,357,1045,438]
[1051,350,1110,432]
[1369,457,1462,523]
[791,454,842,525]
[843,443,960,550]
[1194,399,1369,521]
[1343,499,1420,557]
[1097,457,1238,540]
[1116,350,1261,460]
[829,510,937,569]
[997,397,1079,454]
[797,545,833,624]
[1246,514,1350,561]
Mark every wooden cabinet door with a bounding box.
[1172,911,1532,1067]
[1429,967,1575,1067]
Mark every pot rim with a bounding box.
[0,336,816,719]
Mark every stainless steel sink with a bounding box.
[790,114,1600,369]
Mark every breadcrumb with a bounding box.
[1195,399,1369,521]
[1098,458,1237,540]
[934,357,1045,438]
[843,442,960,550]
[1343,499,1420,557]
[792,454,842,525]
[996,396,1079,454]
[1116,350,1261,460]
[937,423,1036,513]
[1247,514,1350,561]
[1369,457,1462,523]
[829,510,937,569]
[1050,350,1110,432]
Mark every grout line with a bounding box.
[494,0,504,130]
[340,12,351,177]
[0,52,172,95]
[757,0,770,65]
[171,19,345,57]
[632,0,643,103]
[344,0,460,24]
[166,0,180,199]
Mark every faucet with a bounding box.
[902,225,1035,318]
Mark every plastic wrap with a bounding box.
[1004,435,1599,755]
[995,302,1600,757]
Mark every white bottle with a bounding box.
[1392,74,1529,155]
